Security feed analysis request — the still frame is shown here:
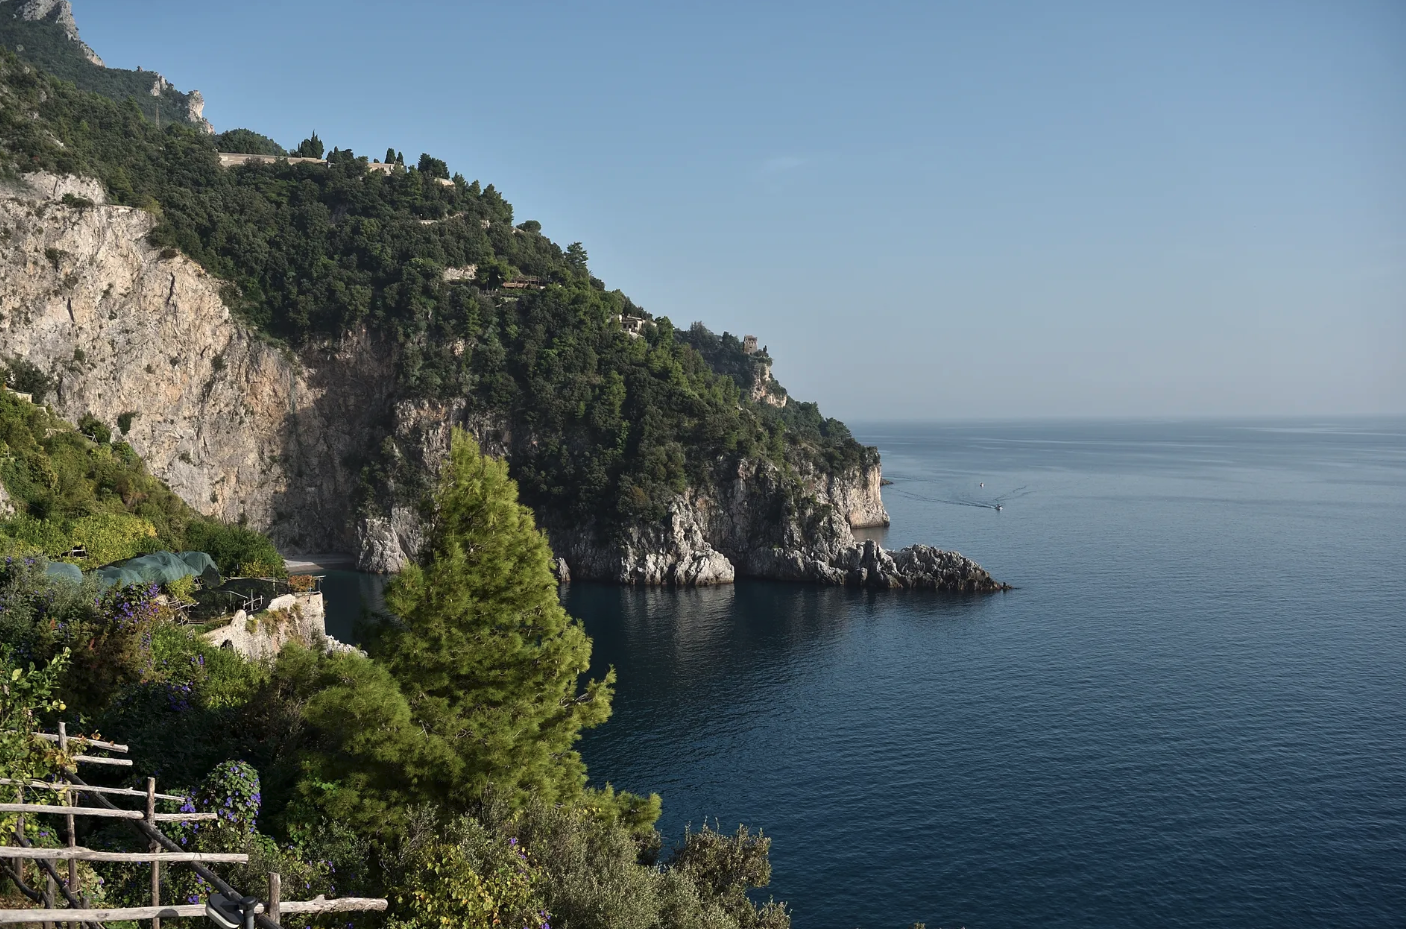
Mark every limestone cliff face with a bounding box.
[0,174,389,553]
[544,457,998,591]
[0,173,997,590]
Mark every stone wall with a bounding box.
[200,591,337,660]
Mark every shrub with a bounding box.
[116,410,137,434]
[68,512,157,566]
[390,821,547,929]
[78,412,111,444]
[1,356,54,401]
[183,520,285,578]
[165,573,196,602]
[0,645,71,830]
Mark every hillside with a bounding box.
[0,0,211,130]
[0,41,1003,590]
[0,385,280,573]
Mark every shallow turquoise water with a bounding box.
[565,419,1406,929]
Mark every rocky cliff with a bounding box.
[0,173,388,552]
[0,173,1002,591]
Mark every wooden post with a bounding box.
[146,778,160,929]
[57,725,77,929]
[11,787,22,896]
[267,873,280,926]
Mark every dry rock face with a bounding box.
[0,173,1001,590]
[0,174,393,553]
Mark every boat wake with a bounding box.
[888,484,1033,511]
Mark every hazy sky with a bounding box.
[75,1,1404,420]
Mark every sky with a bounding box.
[72,0,1405,420]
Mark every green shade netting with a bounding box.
[94,551,221,589]
[178,550,223,587]
[42,561,84,585]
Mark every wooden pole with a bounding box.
[0,849,249,864]
[58,725,77,929]
[0,803,216,822]
[267,873,280,926]
[0,897,388,924]
[11,786,22,900]
[0,779,185,801]
[146,778,159,929]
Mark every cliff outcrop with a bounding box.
[0,173,1000,591]
[0,174,389,553]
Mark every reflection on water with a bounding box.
[319,570,391,644]
[850,523,890,546]
[560,419,1406,929]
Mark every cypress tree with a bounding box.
[376,429,614,808]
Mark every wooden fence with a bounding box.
[2,726,386,928]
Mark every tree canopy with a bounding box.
[376,430,614,805]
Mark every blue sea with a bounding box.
[563,419,1406,929]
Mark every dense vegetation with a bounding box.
[0,47,870,537]
[1,432,791,928]
[0,387,282,574]
[0,13,204,128]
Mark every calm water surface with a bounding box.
[564,420,1406,929]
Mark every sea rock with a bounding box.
[551,557,570,585]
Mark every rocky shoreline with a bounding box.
[0,173,1006,594]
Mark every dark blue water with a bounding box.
[566,419,1406,929]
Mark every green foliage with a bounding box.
[214,128,285,156]
[0,560,163,718]
[116,410,137,434]
[389,818,547,929]
[0,646,71,816]
[0,389,279,568]
[376,430,615,807]
[485,800,790,929]
[669,824,790,928]
[416,152,448,179]
[78,412,111,444]
[0,15,206,128]
[1,357,55,401]
[294,132,324,158]
[67,511,158,566]
[182,520,285,578]
[165,572,196,602]
[0,49,874,547]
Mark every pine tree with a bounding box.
[377,429,614,808]
[384,147,396,164]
